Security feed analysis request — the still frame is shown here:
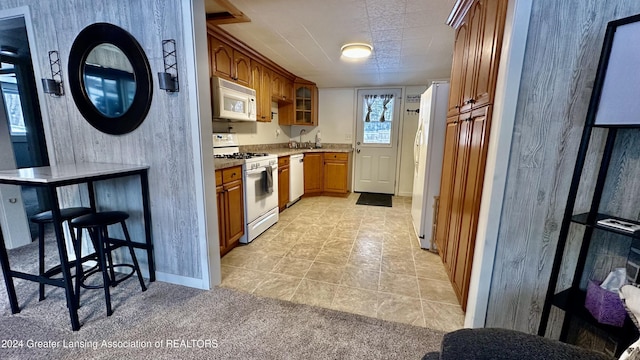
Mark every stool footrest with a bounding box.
[80,264,136,289]
[43,253,98,279]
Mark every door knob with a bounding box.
[356,149,361,153]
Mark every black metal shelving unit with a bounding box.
[538,13,640,356]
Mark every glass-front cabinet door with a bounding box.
[294,82,317,126]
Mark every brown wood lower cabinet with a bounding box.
[303,153,323,195]
[436,106,491,310]
[216,166,244,257]
[302,151,351,197]
[278,156,290,211]
[323,153,348,194]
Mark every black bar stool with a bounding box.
[30,207,92,301]
[70,211,146,316]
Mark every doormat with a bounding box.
[356,192,392,207]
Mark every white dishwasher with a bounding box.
[289,153,304,205]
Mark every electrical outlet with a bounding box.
[345,134,352,141]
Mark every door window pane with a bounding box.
[0,82,26,135]
[362,95,394,144]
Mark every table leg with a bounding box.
[140,170,155,282]
[47,186,80,331]
[0,225,19,314]
[87,181,96,211]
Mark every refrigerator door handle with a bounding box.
[414,126,422,173]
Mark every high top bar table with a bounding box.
[0,162,155,331]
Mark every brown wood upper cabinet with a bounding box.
[272,72,293,102]
[250,61,272,122]
[447,0,507,116]
[289,80,318,126]
[210,37,251,87]
[207,25,316,126]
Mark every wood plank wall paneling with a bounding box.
[485,0,640,334]
[0,0,204,280]
[600,129,640,219]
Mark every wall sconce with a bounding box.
[158,39,179,92]
[42,50,63,96]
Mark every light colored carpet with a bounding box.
[0,233,444,359]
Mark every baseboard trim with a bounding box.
[155,271,209,290]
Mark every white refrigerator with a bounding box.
[411,81,450,250]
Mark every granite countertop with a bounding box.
[214,144,353,170]
[267,147,353,157]
[214,158,245,170]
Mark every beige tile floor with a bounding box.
[219,193,464,332]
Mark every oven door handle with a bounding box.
[246,166,278,175]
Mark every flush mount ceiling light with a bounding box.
[341,43,373,59]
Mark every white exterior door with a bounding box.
[354,88,402,194]
[0,82,31,249]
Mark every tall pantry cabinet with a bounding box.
[436,0,507,310]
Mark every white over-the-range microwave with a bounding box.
[211,76,257,121]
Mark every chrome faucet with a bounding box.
[299,129,306,145]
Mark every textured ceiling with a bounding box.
[208,0,457,88]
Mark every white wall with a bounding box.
[291,88,356,146]
[215,89,358,147]
[212,102,294,144]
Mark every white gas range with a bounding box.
[213,134,279,243]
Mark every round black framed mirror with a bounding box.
[68,23,152,135]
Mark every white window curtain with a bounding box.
[379,94,393,122]
[364,94,377,122]
[363,94,395,123]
